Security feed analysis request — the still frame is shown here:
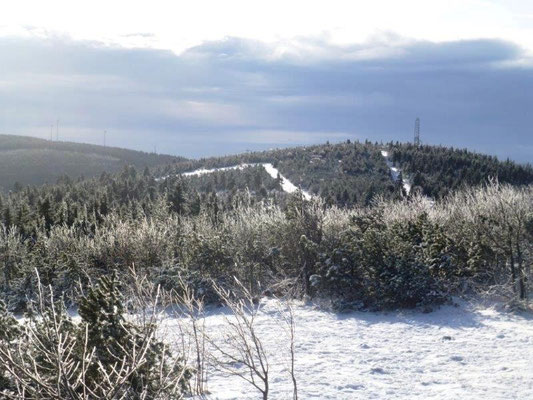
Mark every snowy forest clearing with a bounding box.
[381,150,412,194]
[161,299,533,400]
[181,163,313,200]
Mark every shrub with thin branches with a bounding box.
[0,271,192,399]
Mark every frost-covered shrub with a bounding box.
[155,263,226,304]
[0,300,19,392]
[315,211,450,309]
[0,275,192,399]
[2,180,533,312]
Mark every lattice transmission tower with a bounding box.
[414,117,420,146]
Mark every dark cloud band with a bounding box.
[0,35,531,161]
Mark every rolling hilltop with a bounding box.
[1,134,532,205]
[0,134,185,190]
[168,140,533,206]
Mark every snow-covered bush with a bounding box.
[315,211,450,309]
[0,300,19,392]
[1,181,532,313]
[0,274,192,399]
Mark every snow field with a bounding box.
[160,299,533,399]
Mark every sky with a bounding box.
[0,0,532,161]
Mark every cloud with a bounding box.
[121,33,155,38]
[0,35,532,161]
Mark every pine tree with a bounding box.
[15,201,31,237]
[169,180,187,215]
[78,274,191,398]
[2,206,12,229]
[37,196,54,231]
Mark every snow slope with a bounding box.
[381,150,411,194]
[182,164,255,177]
[162,299,533,400]
[181,163,313,200]
[262,163,312,200]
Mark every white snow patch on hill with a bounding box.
[182,164,255,177]
[181,163,313,200]
[262,163,312,200]
[381,150,411,194]
[160,299,533,400]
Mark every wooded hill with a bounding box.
[0,134,184,190]
[2,135,532,204]
[390,143,533,198]
[167,140,533,206]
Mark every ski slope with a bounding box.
[181,163,313,200]
[381,150,411,194]
[161,299,533,400]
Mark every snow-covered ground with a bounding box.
[180,163,313,200]
[181,164,256,177]
[381,150,411,194]
[161,299,533,400]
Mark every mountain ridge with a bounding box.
[0,134,186,190]
[2,134,533,204]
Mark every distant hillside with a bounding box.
[0,135,185,190]
[389,143,533,198]
[168,141,397,206]
[168,140,533,206]
[2,135,531,203]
